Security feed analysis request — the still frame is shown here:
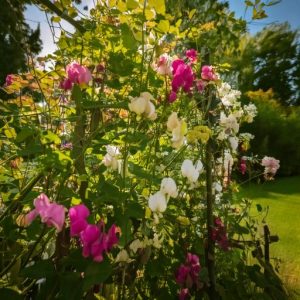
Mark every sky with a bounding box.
[25,0,300,56]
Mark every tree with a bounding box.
[0,0,42,85]
[232,23,300,105]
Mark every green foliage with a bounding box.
[243,89,300,175]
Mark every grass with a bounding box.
[240,176,300,297]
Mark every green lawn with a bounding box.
[240,176,300,296]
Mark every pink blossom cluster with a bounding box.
[167,49,218,102]
[261,156,280,178]
[201,65,218,81]
[175,253,201,300]
[211,217,229,251]
[69,204,120,262]
[25,194,65,232]
[60,61,92,90]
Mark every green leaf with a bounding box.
[16,127,35,143]
[21,260,55,279]
[126,0,139,10]
[41,131,61,145]
[83,259,112,290]
[108,53,134,77]
[148,0,165,15]
[121,24,138,50]
[125,201,144,219]
[157,20,169,33]
[0,288,22,300]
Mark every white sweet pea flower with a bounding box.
[217,82,241,107]
[128,92,157,120]
[152,233,163,249]
[115,249,132,263]
[130,239,144,253]
[243,103,257,123]
[167,112,180,131]
[228,136,239,152]
[220,112,239,134]
[128,96,147,115]
[181,159,203,183]
[106,145,120,157]
[148,191,167,213]
[167,112,187,149]
[213,182,223,193]
[102,145,121,170]
[160,177,178,198]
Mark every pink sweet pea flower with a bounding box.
[77,220,120,262]
[171,60,194,93]
[186,49,197,63]
[153,54,172,76]
[60,78,73,90]
[168,91,177,103]
[25,193,66,232]
[5,74,14,86]
[261,156,280,176]
[106,224,121,251]
[69,204,90,236]
[66,61,92,86]
[211,217,229,251]
[201,65,218,81]
[175,252,201,291]
[179,288,189,300]
[196,80,207,93]
[239,158,247,175]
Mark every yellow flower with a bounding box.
[187,125,211,144]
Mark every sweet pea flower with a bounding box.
[240,157,247,175]
[69,204,90,236]
[5,74,14,86]
[175,252,201,298]
[102,145,121,170]
[25,193,65,232]
[66,61,92,86]
[261,156,280,177]
[148,191,167,213]
[181,159,203,183]
[179,288,189,300]
[152,53,172,76]
[128,92,157,120]
[211,217,229,251]
[79,221,120,262]
[185,49,197,63]
[160,177,178,198]
[171,59,194,93]
[60,78,73,91]
[220,112,239,134]
[167,112,187,149]
[228,136,239,152]
[168,91,177,103]
[201,65,218,81]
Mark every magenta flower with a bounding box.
[239,158,247,175]
[168,91,177,103]
[106,224,121,251]
[69,204,90,236]
[179,288,189,300]
[25,193,66,232]
[60,78,73,91]
[201,65,218,81]
[186,49,197,62]
[211,217,229,251]
[175,252,201,299]
[5,74,14,86]
[66,61,92,86]
[176,264,190,285]
[171,59,194,94]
